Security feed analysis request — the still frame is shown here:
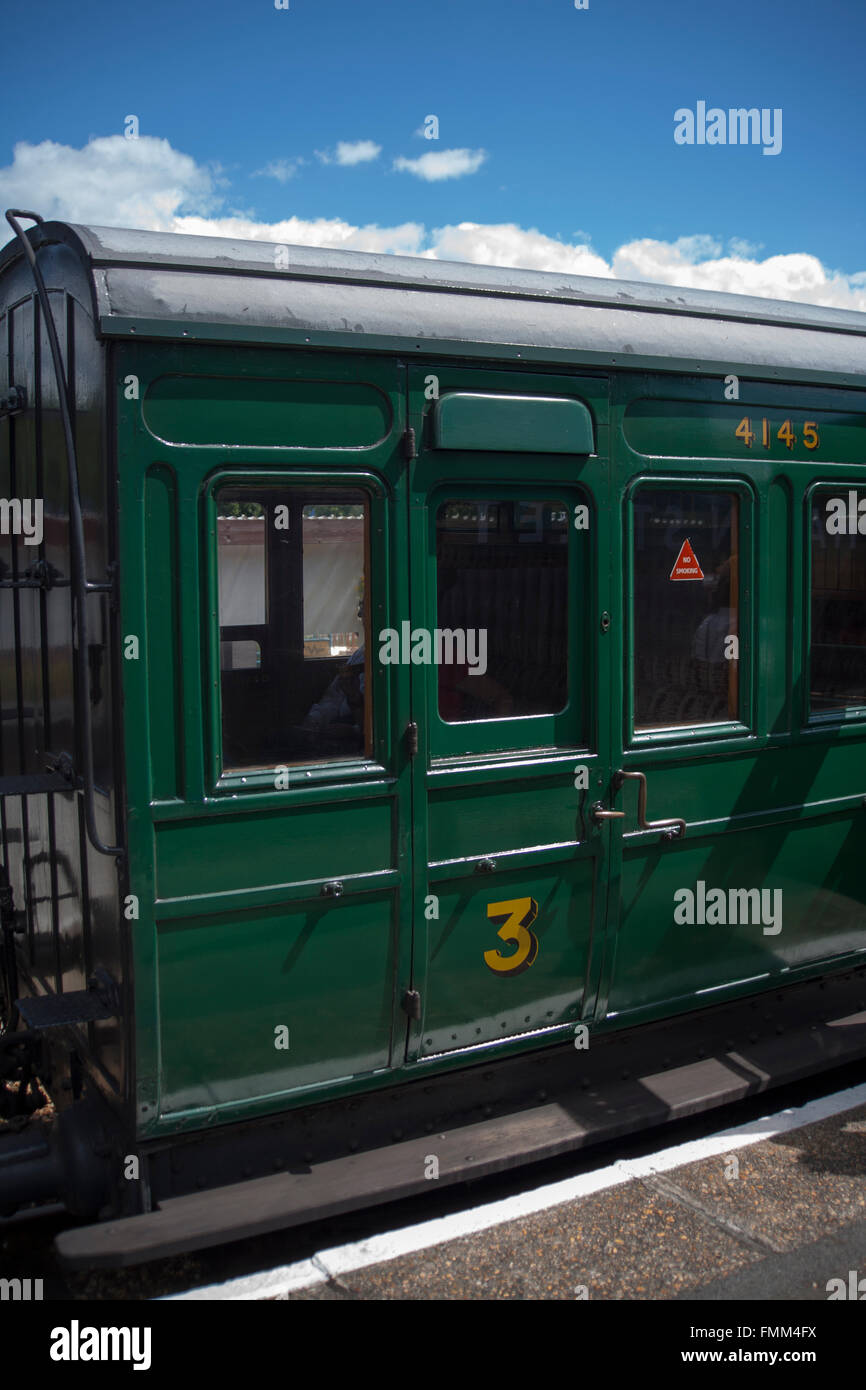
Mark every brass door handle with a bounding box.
[614,769,686,840]
[591,802,625,822]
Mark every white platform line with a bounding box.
[163,1081,866,1301]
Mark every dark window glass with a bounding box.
[810,488,866,712]
[216,486,369,770]
[435,499,569,722]
[633,490,740,730]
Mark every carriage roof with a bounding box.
[2,219,865,380]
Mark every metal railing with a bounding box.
[4,210,121,859]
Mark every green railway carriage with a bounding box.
[1,210,866,1264]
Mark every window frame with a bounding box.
[804,478,866,728]
[204,468,389,794]
[425,482,592,762]
[625,474,755,748]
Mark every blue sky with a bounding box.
[1,0,864,306]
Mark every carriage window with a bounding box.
[633,489,740,731]
[216,486,370,771]
[810,487,866,713]
[435,500,569,722]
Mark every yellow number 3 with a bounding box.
[483,897,539,976]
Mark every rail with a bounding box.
[4,209,122,859]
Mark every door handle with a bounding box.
[614,769,686,840]
[591,802,625,822]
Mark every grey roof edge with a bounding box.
[1,217,864,339]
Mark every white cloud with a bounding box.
[253,158,305,183]
[335,140,382,166]
[427,221,612,277]
[1,135,863,311]
[392,148,487,181]
[316,140,382,166]
[0,135,221,228]
[727,236,763,258]
[169,212,427,257]
[609,235,866,310]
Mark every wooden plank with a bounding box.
[55,1003,866,1268]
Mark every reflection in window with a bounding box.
[435,500,569,722]
[633,490,739,730]
[218,506,266,625]
[220,639,261,671]
[810,489,866,712]
[216,487,369,770]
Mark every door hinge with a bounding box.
[402,988,421,1020]
[403,426,417,460]
[405,721,419,757]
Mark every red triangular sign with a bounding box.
[670,538,704,581]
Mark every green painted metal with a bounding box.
[432,391,595,454]
[114,332,866,1143]
[100,315,866,391]
[144,373,393,450]
[623,397,866,463]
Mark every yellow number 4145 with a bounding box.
[735,416,820,451]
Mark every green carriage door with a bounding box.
[155,461,414,1116]
[605,470,866,1025]
[603,478,758,1020]
[405,369,612,1059]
